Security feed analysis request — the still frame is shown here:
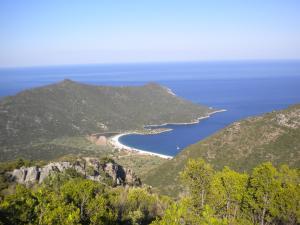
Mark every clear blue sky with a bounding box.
[0,0,300,67]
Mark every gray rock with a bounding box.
[24,166,40,183]
[8,158,141,187]
[11,167,27,183]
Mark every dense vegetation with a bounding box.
[153,159,299,225]
[0,168,171,225]
[145,104,300,195]
[0,80,211,161]
[0,159,299,225]
[0,82,299,224]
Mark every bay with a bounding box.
[1,61,300,156]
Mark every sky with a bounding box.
[0,0,300,67]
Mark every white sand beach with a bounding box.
[110,133,173,159]
[109,109,226,159]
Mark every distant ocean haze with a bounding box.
[1,61,300,155]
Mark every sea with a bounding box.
[1,61,300,156]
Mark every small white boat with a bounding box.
[176,146,180,150]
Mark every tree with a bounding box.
[61,178,104,223]
[210,166,248,223]
[151,199,228,225]
[126,187,158,224]
[0,184,38,224]
[151,199,194,225]
[180,158,214,209]
[86,195,117,225]
[276,165,300,225]
[245,162,281,225]
[35,186,81,225]
[198,205,228,225]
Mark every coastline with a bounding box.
[109,109,226,159]
[110,133,173,159]
[145,109,227,127]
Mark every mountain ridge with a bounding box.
[0,80,212,161]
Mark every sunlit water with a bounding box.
[1,61,300,156]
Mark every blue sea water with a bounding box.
[0,61,300,156]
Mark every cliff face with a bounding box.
[7,158,141,187]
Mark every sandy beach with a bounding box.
[109,109,226,159]
[110,133,173,159]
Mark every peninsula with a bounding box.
[0,80,213,161]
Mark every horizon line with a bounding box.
[1,58,300,70]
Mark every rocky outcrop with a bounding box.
[102,162,141,186]
[11,166,41,184]
[8,158,141,187]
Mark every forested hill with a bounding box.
[144,104,300,195]
[0,79,211,150]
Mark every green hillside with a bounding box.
[144,104,300,195]
[0,80,211,161]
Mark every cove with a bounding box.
[118,76,300,156]
[1,61,299,156]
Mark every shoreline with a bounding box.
[145,109,227,127]
[109,109,226,159]
[110,133,173,159]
